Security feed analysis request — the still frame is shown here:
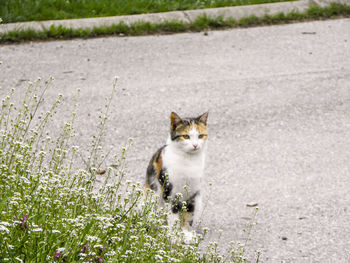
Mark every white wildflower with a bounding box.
[155,255,163,261]
[130,235,138,242]
[15,257,23,263]
[105,251,116,257]
[93,244,103,249]
[116,224,125,231]
[0,225,9,233]
[32,228,43,232]
[103,222,113,229]
[86,235,100,242]
[0,221,11,227]
[56,247,65,253]
[20,176,30,184]
[52,230,61,234]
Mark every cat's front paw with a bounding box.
[182,230,197,245]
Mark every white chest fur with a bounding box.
[162,142,205,199]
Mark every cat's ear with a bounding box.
[170,112,182,130]
[197,111,209,125]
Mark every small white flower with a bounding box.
[52,230,61,234]
[93,244,103,249]
[32,228,43,232]
[56,248,65,253]
[86,235,100,242]
[103,222,113,229]
[0,225,9,233]
[0,221,11,227]
[15,257,23,263]
[155,255,163,260]
[20,176,30,184]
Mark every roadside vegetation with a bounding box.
[0,3,349,44]
[0,0,294,23]
[0,69,257,262]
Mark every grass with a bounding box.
[0,0,295,23]
[0,3,349,44]
[0,69,257,262]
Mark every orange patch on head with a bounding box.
[175,122,208,141]
[194,123,208,137]
[170,112,209,141]
[177,122,192,133]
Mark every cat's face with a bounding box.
[170,112,208,154]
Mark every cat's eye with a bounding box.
[182,135,190,139]
[198,134,206,139]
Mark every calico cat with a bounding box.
[145,111,208,241]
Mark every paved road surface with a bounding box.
[1,19,350,262]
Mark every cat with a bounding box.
[145,111,208,242]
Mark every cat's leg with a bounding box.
[191,193,202,229]
[183,191,202,229]
[181,192,202,244]
[181,212,196,244]
[167,204,197,244]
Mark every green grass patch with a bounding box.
[0,3,349,44]
[0,0,295,23]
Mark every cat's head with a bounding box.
[169,112,208,154]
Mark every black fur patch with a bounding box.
[158,168,167,185]
[146,163,157,191]
[159,169,173,201]
[163,182,173,201]
[170,133,181,141]
[171,191,199,213]
[171,201,182,213]
[146,163,155,177]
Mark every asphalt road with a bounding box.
[1,18,350,262]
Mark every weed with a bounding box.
[0,0,295,24]
[0,3,349,44]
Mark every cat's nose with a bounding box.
[193,144,198,149]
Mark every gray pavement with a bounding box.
[1,18,350,262]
